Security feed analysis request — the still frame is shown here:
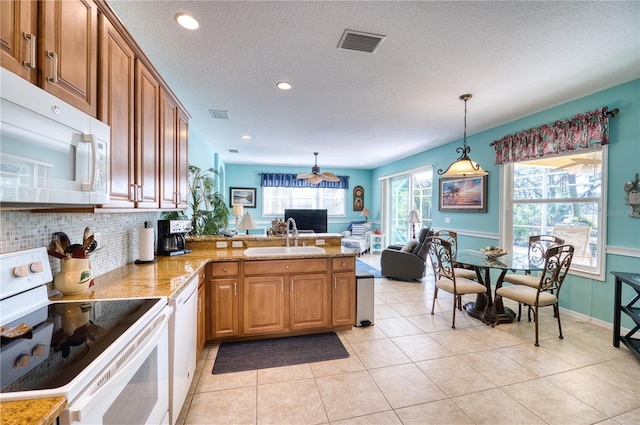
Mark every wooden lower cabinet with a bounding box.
[206,257,355,341]
[331,272,356,326]
[208,262,240,339]
[289,273,329,331]
[243,275,286,335]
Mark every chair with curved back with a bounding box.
[427,236,488,329]
[495,244,574,346]
[503,235,564,320]
[431,230,478,308]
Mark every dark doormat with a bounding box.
[212,332,349,375]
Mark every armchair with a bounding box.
[380,227,433,281]
[341,222,372,255]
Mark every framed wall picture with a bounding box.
[230,187,256,208]
[438,176,487,212]
[353,185,364,211]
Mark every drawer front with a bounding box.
[210,261,239,277]
[244,258,327,275]
[331,256,355,272]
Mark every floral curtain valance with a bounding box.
[260,173,349,189]
[491,107,610,165]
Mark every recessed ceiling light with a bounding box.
[175,13,199,30]
[395,146,403,150]
[241,135,252,140]
[276,81,292,90]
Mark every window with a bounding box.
[262,187,346,216]
[502,148,606,278]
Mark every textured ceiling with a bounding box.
[108,1,640,170]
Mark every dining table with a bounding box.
[454,249,544,324]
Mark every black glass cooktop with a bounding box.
[1,298,160,393]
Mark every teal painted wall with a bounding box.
[371,79,640,326]
[224,164,373,233]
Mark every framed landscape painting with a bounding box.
[438,176,487,212]
[230,187,256,208]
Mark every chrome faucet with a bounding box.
[285,217,299,247]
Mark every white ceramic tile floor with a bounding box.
[179,253,640,425]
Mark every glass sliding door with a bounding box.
[390,176,410,245]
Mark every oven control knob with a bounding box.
[15,354,30,367]
[30,261,44,273]
[12,265,28,278]
[32,344,46,357]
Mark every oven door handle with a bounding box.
[61,306,172,424]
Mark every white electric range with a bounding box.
[0,247,172,425]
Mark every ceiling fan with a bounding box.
[296,152,340,184]
[553,157,602,175]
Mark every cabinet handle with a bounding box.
[197,298,202,313]
[23,33,36,69]
[46,51,58,83]
[341,261,346,266]
[234,282,237,296]
[290,280,294,292]
[334,277,337,289]
[285,265,289,270]
[281,280,284,293]
[223,267,227,272]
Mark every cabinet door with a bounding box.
[289,273,329,331]
[135,60,160,208]
[197,280,206,360]
[41,0,98,116]
[209,278,239,338]
[159,88,177,209]
[176,109,189,209]
[0,0,37,83]
[332,272,356,326]
[243,276,286,335]
[99,15,135,208]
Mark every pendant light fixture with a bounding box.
[437,94,488,178]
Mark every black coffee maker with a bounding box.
[157,220,192,256]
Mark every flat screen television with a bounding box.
[284,209,327,233]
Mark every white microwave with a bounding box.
[0,68,110,207]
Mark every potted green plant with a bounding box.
[162,165,229,235]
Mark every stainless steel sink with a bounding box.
[243,246,326,256]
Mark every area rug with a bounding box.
[356,259,382,278]
[212,332,349,374]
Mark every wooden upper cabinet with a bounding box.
[40,0,98,116]
[99,14,135,208]
[135,60,160,208]
[160,88,178,209]
[0,0,38,83]
[177,109,189,210]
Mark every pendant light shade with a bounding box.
[437,94,488,178]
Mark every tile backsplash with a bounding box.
[1,210,161,278]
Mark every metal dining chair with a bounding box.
[495,244,574,346]
[503,235,564,320]
[427,236,488,329]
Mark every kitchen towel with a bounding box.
[138,227,155,262]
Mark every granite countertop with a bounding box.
[0,397,65,425]
[3,244,356,424]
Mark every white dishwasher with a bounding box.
[169,275,198,424]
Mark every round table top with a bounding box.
[455,249,543,272]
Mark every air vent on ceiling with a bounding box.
[228,149,239,154]
[338,29,386,54]
[209,109,230,120]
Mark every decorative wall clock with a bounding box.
[353,185,364,211]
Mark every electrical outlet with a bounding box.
[444,217,452,224]
[93,232,102,250]
[231,241,243,248]
[216,241,227,249]
[315,239,325,245]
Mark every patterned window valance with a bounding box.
[491,107,610,165]
[260,173,349,189]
